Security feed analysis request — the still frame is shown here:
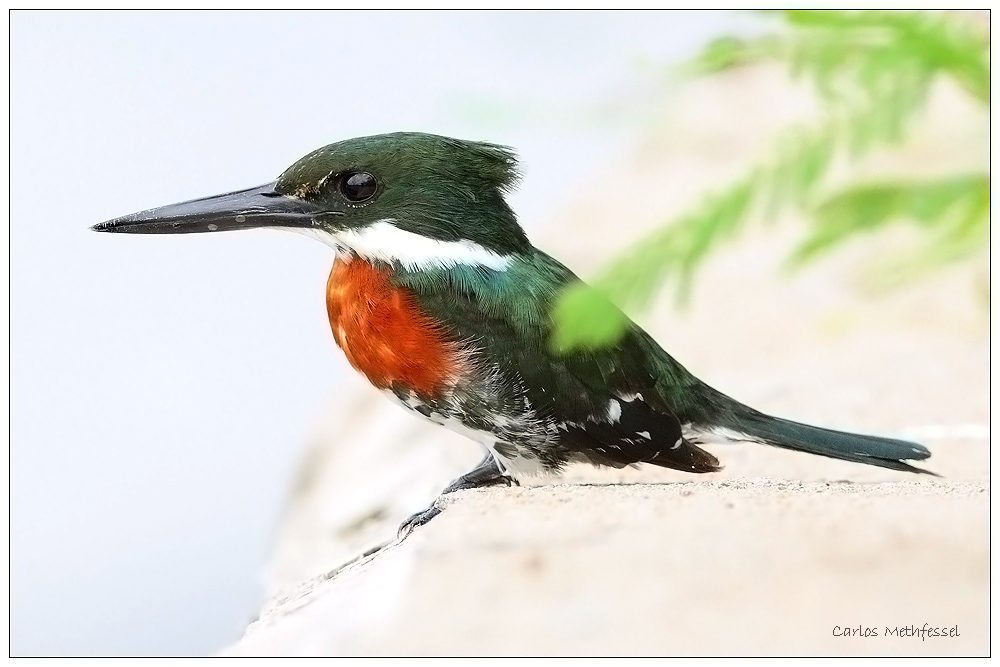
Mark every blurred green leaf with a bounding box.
[552,9,988,353]
[687,36,759,74]
[550,283,630,353]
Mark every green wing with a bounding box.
[395,251,722,473]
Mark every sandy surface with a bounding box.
[223,66,988,656]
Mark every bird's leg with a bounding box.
[398,455,518,538]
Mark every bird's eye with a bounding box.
[340,172,377,203]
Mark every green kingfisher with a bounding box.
[93,132,932,531]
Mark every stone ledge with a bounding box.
[225,478,988,656]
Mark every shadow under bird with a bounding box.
[94,132,933,533]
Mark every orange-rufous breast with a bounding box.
[326,258,464,398]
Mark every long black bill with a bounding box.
[91,182,323,235]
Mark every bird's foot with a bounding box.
[443,474,518,493]
[397,455,518,539]
[397,504,443,540]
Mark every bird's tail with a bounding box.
[698,388,934,475]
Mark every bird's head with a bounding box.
[93,132,531,271]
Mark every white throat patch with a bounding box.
[298,219,512,271]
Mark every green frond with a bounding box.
[551,10,988,352]
[788,174,989,268]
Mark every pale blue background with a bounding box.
[11,10,751,655]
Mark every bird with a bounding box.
[93,132,933,532]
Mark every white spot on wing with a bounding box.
[683,424,768,445]
[606,399,621,423]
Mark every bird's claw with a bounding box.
[397,504,442,540]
